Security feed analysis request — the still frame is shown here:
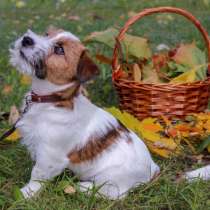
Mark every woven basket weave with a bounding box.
[112,7,210,120]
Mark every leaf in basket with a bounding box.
[171,42,206,80]
[142,63,163,83]
[122,33,151,59]
[169,64,207,84]
[95,54,112,65]
[84,27,151,59]
[84,28,117,48]
[132,63,141,82]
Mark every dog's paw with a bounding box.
[20,181,42,199]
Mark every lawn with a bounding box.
[1,0,210,209]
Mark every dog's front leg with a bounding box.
[21,154,68,199]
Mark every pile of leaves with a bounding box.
[106,107,210,158]
[85,28,207,84]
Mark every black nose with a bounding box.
[22,36,34,47]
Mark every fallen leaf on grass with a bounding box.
[2,85,13,95]
[64,185,76,194]
[20,74,32,85]
[8,106,20,125]
[5,130,21,142]
[68,15,80,21]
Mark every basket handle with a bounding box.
[112,7,210,78]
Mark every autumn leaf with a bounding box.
[84,27,151,59]
[132,63,141,82]
[5,129,21,142]
[171,42,206,80]
[142,63,163,83]
[20,74,32,85]
[2,85,13,95]
[169,64,207,84]
[64,185,76,194]
[8,106,20,125]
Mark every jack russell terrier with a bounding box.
[9,28,210,200]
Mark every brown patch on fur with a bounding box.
[45,38,85,85]
[54,82,80,109]
[68,123,131,164]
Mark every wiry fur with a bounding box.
[10,29,210,200]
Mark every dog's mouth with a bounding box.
[20,49,46,79]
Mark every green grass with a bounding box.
[1,0,210,209]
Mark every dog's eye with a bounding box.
[54,44,64,55]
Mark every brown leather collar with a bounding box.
[30,81,81,103]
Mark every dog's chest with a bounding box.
[17,95,101,160]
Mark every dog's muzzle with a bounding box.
[20,36,47,79]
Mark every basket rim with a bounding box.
[113,77,210,89]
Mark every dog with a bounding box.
[10,28,160,200]
[10,28,210,200]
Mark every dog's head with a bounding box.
[10,27,99,85]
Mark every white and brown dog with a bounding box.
[10,28,210,200]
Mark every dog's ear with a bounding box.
[77,51,100,83]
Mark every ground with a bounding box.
[0,0,210,209]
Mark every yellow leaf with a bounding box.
[105,107,140,132]
[20,75,32,85]
[170,68,196,84]
[5,129,21,141]
[170,63,207,84]
[147,143,170,158]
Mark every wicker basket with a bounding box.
[112,7,210,120]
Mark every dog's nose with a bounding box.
[22,36,34,47]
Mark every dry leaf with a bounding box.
[2,85,13,95]
[68,15,80,21]
[142,64,163,83]
[9,106,20,125]
[64,185,76,194]
[132,63,141,82]
[21,74,32,85]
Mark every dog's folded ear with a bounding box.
[77,51,100,83]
